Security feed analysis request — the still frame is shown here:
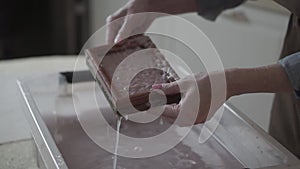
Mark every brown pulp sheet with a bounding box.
[85,34,181,113]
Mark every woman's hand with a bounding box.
[106,0,198,44]
[106,0,154,44]
[152,72,227,126]
[152,64,294,126]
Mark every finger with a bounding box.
[162,104,180,118]
[152,81,181,95]
[114,14,135,43]
[115,14,151,43]
[106,8,127,44]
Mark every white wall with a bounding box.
[89,0,127,34]
[89,0,290,131]
[180,2,290,131]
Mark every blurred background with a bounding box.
[0,0,292,168]
[0,0,90,59]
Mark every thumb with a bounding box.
[152,81,180,95]
[106,8,127,44]
[115,15,133,42]
[115,14,151,42]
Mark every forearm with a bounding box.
[226,64,294,98]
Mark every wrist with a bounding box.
[225,68,243,99]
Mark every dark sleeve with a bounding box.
[196,0,247,21]
[274,0,300,17]
[279,52,300,98]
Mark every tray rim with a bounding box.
[17,72,300,169]
[17,78,69,169]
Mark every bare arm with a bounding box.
[227,64,293,98]
[154,64,294,125]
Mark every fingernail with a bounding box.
[114,39,125,47]
[114,34,124,43]
[114,36,120,44]
[152,84,162,89]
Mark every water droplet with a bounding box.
[133,146,143,152]
[56,154,64,166]
[175,159,196,168]
[159,118,164,125]
[117,166,126,169]
[142,102,150,108]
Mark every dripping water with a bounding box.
[113,116,123,169]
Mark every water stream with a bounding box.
[113,116,123,169]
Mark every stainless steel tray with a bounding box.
[18,72,300,169]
